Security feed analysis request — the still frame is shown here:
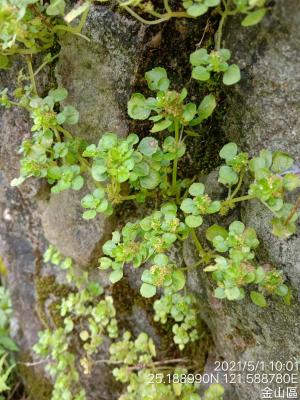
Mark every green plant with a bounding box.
[5,87,83,190]
[0,0,92,70]
[34,328,86,400]
[180,183,221,228]
[34,246,118,400]
[234,0,268,27]
[203,384,224,400]
[128,67,216,198]
[81,132,173,218]
[190,48,241,85]
[182,0,220,18]
[154,292,199,349]
[128,67,215,128]
[127,67,216,132]
[217,144,300,237]
[109,331,221,400]
[214,0,268,50]
[2,0,300,399]
[0,354,15,394]
[0,287,18,356]
[99,203,188,294]
[204,221,290,305]
[0,0,54,66]
[35,246,223,400]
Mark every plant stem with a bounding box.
[8,101,22,108]
[230,170,245,200]
[33,54,59,77]
[94,359,123,365]
[56,125,73,139]
[181,259,203,271]
[53,6,91,39]
[123,6,191,25]
[163,0,172,14]
[53,128,61,143]
[26,58,38,96]
[215,0,239,50]
[150,358,189,367]
[172,119,180,198]
[190,229,210,262]
[18,358,50,367]
[53,24,90,41]
[56,126,92,172]
[120,194,137,201]
[215,10,227,50]
[74,6,90,33]
[226,186,231,200]
[226,194,255,204]
[261,199,280,217]
[3,43,53,56]
[144,8,166,18]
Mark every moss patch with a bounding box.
[35,275,73,328]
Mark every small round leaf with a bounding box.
[185,215,203,228]
[206,225,228,242]
[109,269,124,284]
[145,67,170,91]
[128,93,151,120]
[140,283,156,298]
[187,3,208,17]
[188,182,205,196]
[192,66,210,81]
[138,137,158,156]
[223,64,241,86]
[219,143,238,161]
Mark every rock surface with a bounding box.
[56,7,145,142]
[184,1,300,400]
[1,1,300,399]
[223,0,300,161]
[0,5,207,399]
[0,6,157,400]
[40,187,114,266]
[40,7,146,266]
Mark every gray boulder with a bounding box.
[184,1,300,399]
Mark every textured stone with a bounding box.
[56,6,145,142]
[1,1,300,399]
[39,187,114,266]
[223,0,300,161]
[184,237,300,400]
[38,6,146,265]
[0,55,53,398]
[0,6,185,400]
[183,1,300,399]
[222,0,300,300]
[0,171,52,399]
[0,6,150,399]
